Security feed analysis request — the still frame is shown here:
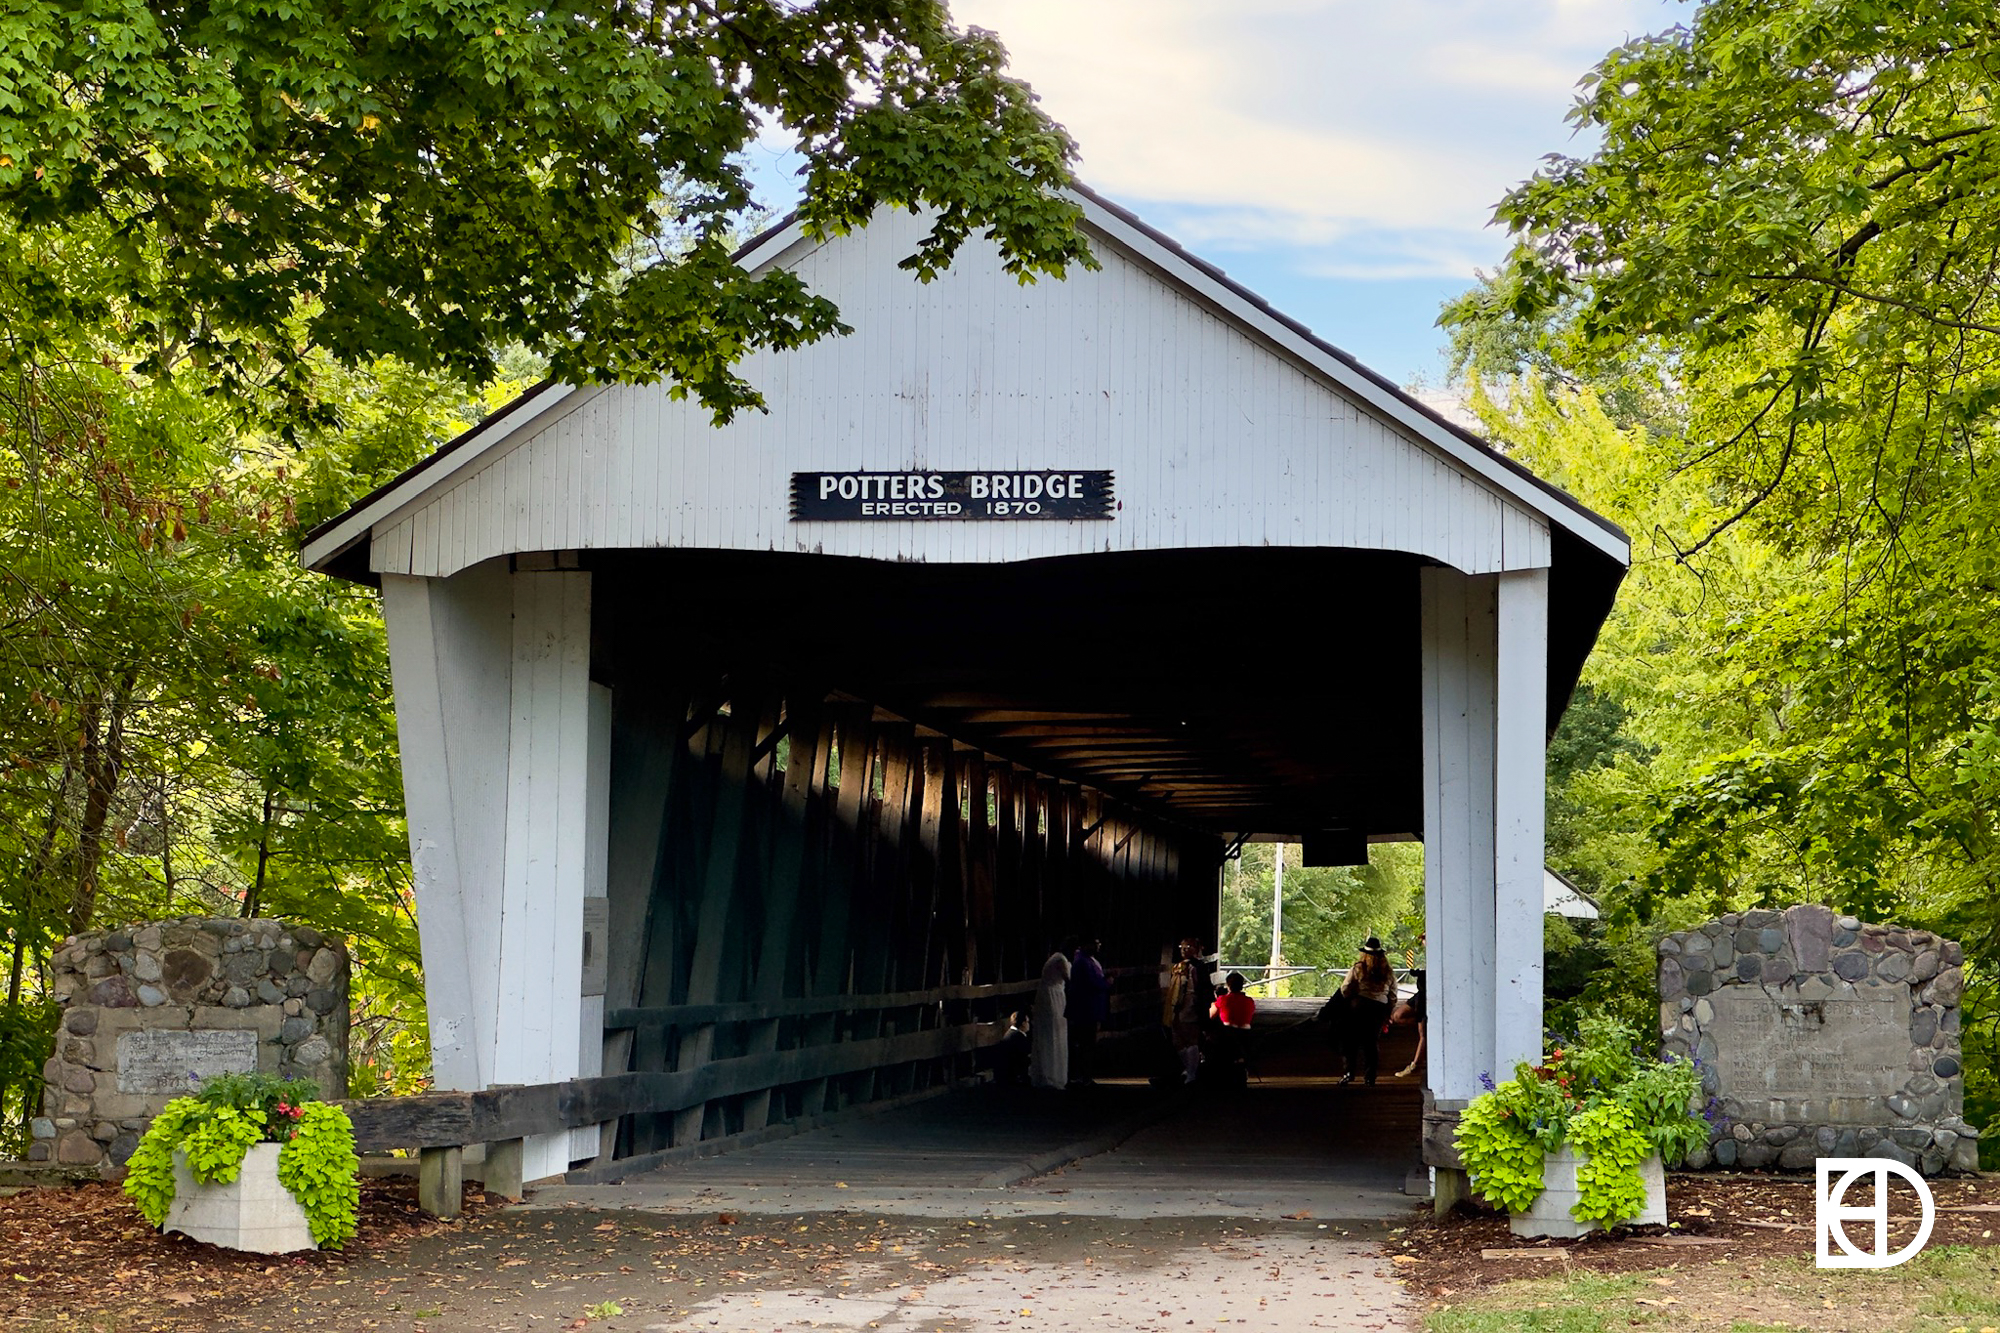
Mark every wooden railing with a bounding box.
[602,979,1043,1032]
[342,965,1169,1217]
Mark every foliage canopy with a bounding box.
[0,0,1090,417]
[1447,0,2000,1159]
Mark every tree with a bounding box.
[1445,0,2000,1005]
[0,0,1091,419]
[1217,842,1420,994]
[0,326,501,1144]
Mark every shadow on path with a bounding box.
[533,998,1426,1223]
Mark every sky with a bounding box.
[742,0,1684,387]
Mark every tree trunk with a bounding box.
[69,671,136,936]
[10,760,76,1006]
[242,788,275,919]
[159,775,177,903]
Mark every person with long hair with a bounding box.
[1031,938,1073,1089]
[1339,937,1394,1085]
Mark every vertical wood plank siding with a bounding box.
[366,210,1550,580]
[601,674,1220,1156]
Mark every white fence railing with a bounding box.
[1217,964,1419,998]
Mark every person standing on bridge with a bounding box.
[1163,937,1212,1084]
[1338,938,1395,1086]
[1068,937,1110,1086]
[1031,940,1072,1089]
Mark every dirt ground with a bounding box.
[0,1179,1406,1332]
[1398,1170,2000,1302]
[7,1170,1999,1332]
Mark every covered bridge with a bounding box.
[303,188,1629,1189]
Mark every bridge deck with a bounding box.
[531,1002,1424,1222]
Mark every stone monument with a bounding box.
[28,917,349,1169]
[1659,904,1976,1174]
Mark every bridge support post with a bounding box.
[384,562,602,1184]
[484,1137,525,1201]
[419,1145,464,1219]
[1420,566,1547,1169]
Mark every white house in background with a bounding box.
[1544,867,1600,920]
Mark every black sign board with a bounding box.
[791,470,1115,522]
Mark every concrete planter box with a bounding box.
[1509,1147,1667,1239]
[164,1142,317,1254]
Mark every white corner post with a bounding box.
[381,562,516,1092]
[1420,565,1547,1182]
[383,558,600,1185]
[1492,568,1548,1065]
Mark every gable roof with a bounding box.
[301,186,1629,577]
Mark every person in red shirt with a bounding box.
[1211,971,1256,1028]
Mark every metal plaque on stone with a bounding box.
[116,1029,259,1094]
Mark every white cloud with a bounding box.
[948,0,1678,279]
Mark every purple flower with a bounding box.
[1479,1071,1497,1092]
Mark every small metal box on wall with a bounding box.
[580,898,609,999]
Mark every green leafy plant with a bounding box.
[1453,1092,1548,1214]
[0,998,58,1157]
[124,1072,359,1248]
[123,1098,264,1226]
[277,1102,361,1248]
[1565,1101,1651,1230]
[1454,1016,1706,1230]
[194,1072,322,1141]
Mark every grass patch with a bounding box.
[1428,1247,2000,1333]
[1430,1271,1657,1333]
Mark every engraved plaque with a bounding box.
[1708,986,1912,1123]
[116,1029,259,1094]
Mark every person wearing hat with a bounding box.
[1338,937,1395,1085]
[1162,937,1213,1085]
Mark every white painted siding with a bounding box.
[1493,569,1549,1058]
[576,682,613,1163]
[1421,566,1499,1106]
[365,208,1552,579]
[1419,564,1547,1109]
[497,570,594,1181]
[384,562,603,1174]
[379,566,515,1092]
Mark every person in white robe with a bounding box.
[1030,945,1071,1089]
